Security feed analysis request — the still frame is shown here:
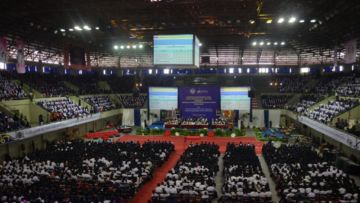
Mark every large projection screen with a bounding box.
[221,87,251,110]
[153,34,194,66]
[149,87,178,110]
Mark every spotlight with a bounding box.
[113,45,119,50]
[274,42,278,45]
[60,29,66,32]
[83,25,91,30]
[199,43,202,47]
[277,18,285,24]
[120,45,125,49]
[288,17,296,23]
[74,26,82,31]
[95,26,100,30]
[310,19,316,23]
[266,42,271,46]
[266,19,272,24]
[54,30,58,34]
[68,28,74,32]
[281,41,286,45]
[126,45,130,49]
[252,41,257,46]
[259,41,264,46]
[139,44,144,49]
[132,45,137,49]
[299,19,305,23]
[249,20,255,24]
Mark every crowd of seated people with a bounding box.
[220,143,271,203]
[0,112,30,134]
[262,142,359,202]
[262,95,291,109]
[278,77,310,93]
[17,74,74,97]
[83,95,117,112]
[287,94,324,113]
[313,76,351,96]
[37,98,90,122]
[164,118,182,126]
[67,75,111,95]
[119,95,147,108]
[211,117,228,126]
[180,117,209,126]
[0,74,27,100]
[336,76,360,98]
[152,143,219,203]
[335,118,360,137]
[0,140,174,202]
[303,98,359,124]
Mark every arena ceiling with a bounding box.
[0,0,359,66]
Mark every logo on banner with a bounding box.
[190,88,196,94]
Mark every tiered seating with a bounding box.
[313,76,351,95]
[303,98,359,123]
[278,77,310,93]
[0,111,30,133]
[336,76,360,98]
[263,142,359,202]
[17,74,74,97]
[67,75,110,95]
[83,95,117,112]
[220,143,271,203]
[0,140,174,202]
[287,94,323,113]
[119,95,147,108]
[261,95,291,109]
[151,143,220,203]
[37,98,90,122]
[0,74,27,100]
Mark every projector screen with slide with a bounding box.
[153,34,200,67]
[149,87,178,110]
[221,87,251,110]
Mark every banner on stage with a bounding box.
[179,86,220,120]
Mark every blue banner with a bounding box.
[179,86,220,120]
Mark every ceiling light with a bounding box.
[281,41,285,45]
[54,30,58,34]
[249,20,255,24]
[120,45,125,49]
[126,45,130,49]
[310,19,316,23]
[266,19,272,24]
[132,45,137,49]
[199,43,202,47]
[288,17,296,23]
[95,26,100,30]
[60,29,66,32]
[266,42,271,45]
[83,25,91,31]
[252,41,257,46]
[113,45,119,50]
[139,44,144,49]
[277,18,285,24]
[68,28,74,31]
[259,41,264,46]
[299,19,305,23]
[274,42,278,45]
[74,26,82,31]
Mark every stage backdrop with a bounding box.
[179,86,220,120]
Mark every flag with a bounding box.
[16,38,26,73]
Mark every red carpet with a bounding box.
[117,135,264,203]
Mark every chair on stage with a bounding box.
[208,130,215,137]
[164,130,171,137]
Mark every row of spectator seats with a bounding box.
[262,142,359,202]
[336,76,360,98]
[83,95,117,112]
[0,140,174,202]
[302,98,359,124]
[0,74,27,101]
[118,95,147,108]
[151,143,220,203]
[0,112,30,134]
[278,76,310,93]
[37,98,90,122]
[261,95,292,109]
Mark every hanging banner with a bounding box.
[0,37,7,63]
[63,43,69,68]
[16,38,26,73]
[344,39,357,64]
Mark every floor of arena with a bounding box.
[117,135,265,203]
